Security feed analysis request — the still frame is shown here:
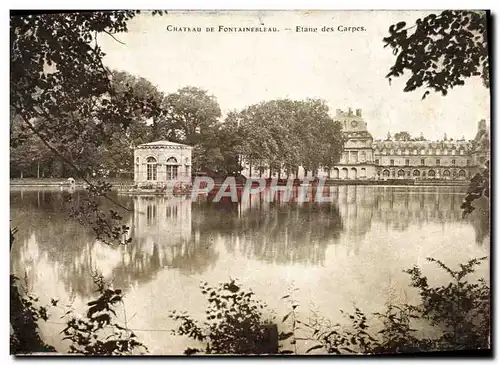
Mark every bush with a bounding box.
[169,279,277,355]
[302,256,490,354]
[61,272,147,355]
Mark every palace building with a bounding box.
[323,109,489,180]
[134,140,193,187]
[326,108,489,181]
[241,108,489,181]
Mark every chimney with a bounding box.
[356,109,362,117]
[348,107,353,116]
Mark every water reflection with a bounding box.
[10,185,489,301]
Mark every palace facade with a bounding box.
[329,108,489,181]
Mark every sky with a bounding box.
[98,10,490,141]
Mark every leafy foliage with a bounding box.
[65,181,132,246]
[301,256,490,354]
[61,272,147,355]
[169,279,277,355]
[461,160,489,217]
[10,274,55,354]
[384,10,489,98]
[10,227,55,354]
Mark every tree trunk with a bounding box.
[20,171,23,179]
[37,161,40,179]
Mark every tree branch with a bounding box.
[103,30,126,45]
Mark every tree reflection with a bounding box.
[193,190,345,265]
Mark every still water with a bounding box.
[10,185,489,354]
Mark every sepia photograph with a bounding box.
[9,9,491,356]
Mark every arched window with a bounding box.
[382,169,390,177]
[397,169,405,177]
[146,156,157,181]
[458,169,466,177]
[413,169,420,177]
[428,169,436,177]
[166,156,179,180]
[443,170,451,177]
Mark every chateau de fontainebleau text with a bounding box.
[166,25,367,33]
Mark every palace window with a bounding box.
[452,159,456,166]
[375,159,380,165]
[436,159,440,165]
[146,157,158,181]
[467,159,471,166]
[452,150,456,155]
[420,159,425,166]
[390,159,394,166]
[420,149,425,154]
[405,159,410,166]
[413,170,421,177]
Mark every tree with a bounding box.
[158,86,221,144]
[153,86,222,171]
[98,70,164,176]
[10,11,167,241]
[234,98,343,178]
[384,10,489,99]
[394,131,411,142]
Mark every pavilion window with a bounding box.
[166,157,179,180]
[146,157,158,181]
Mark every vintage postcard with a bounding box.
[10,10,490,356]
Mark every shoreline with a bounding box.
[9,179,470,189]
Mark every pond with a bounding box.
[10,185,490,354]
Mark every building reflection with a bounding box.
[110,196,219,289]
[10,185,489,300]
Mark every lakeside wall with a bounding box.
[10,178,470,189]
